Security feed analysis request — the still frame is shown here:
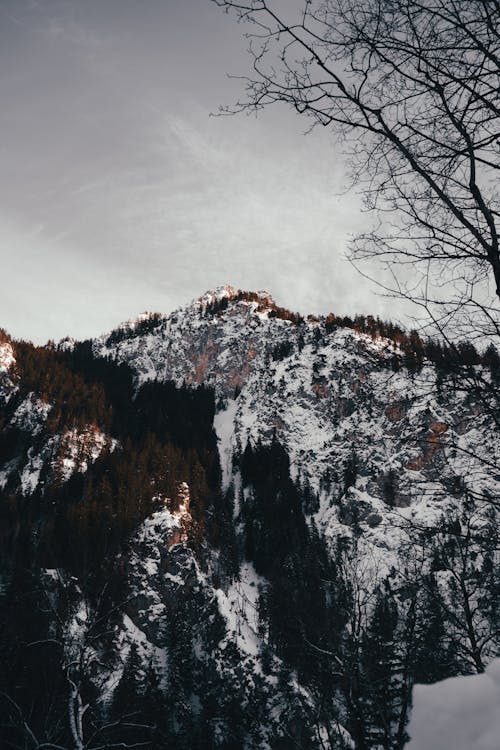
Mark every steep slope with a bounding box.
[0,288,498,749]
[97,285,500,566]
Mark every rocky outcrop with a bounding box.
[93,288,499,566]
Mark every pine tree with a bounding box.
[362,590,399,750]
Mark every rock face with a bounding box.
[1,288,499,749]
[96,286,499,565]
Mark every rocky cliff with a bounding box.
[0,288,498,749]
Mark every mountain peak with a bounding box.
[198,285,238,306]
[198,286,276,310]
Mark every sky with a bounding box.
[0,0,403,344]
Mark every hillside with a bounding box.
[0,287,499,749]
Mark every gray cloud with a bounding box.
[0,0,407,343]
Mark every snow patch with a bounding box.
[11,393,52,435]
[0,341,15,373]
[20,449,44,495]
[58,426,115,481]
[198,285,238,307]
[215,562,262,657]
[407,659,500,750]
[214,398,238,490]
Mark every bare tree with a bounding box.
[0,573,150,750]
[213,0,500,340]
[413,499,499,673]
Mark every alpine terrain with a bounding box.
[1,286,499,749]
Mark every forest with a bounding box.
[0,329,498,748]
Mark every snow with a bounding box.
[407,659,500,750]
[215,561,262,656]
[0,341,15,373]
[67,598,89,640]
[15,287,494,745]
[93,288,500,596]
[11,393,52,435]
[106,613,168,699]
[56,336,76,352]
[135,504,188,544]
[58,426,112,480]
[20,449,44,494]
[10,423,118,495]
[0,459,18,490]
[198,285,238,307]
[214,398,238,490]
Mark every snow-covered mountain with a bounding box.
[96,285,499,566]
[0,288,498,749]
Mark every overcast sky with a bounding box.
[0,0,405,344]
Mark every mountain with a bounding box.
[0,287,499,749]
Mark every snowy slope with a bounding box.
[1,287,498,748]
[407,659,500,750]
[97,286,500,566]
[0,341,15,374]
